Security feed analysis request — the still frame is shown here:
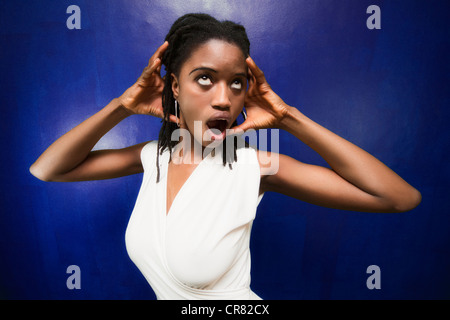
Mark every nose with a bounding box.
[211,82,231,110]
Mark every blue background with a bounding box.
[1,0,449,299]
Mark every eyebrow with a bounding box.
[189,67,247,78]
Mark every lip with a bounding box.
[205,112,231,141]
[206,112,231,126]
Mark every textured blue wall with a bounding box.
[1,0,449,299]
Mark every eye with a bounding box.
[197,75,212,86]
[231,79,242,90]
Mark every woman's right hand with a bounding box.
[118,41,177,122]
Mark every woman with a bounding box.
[30,14,421,299]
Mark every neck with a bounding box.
[171,134,204,165]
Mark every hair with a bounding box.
[156,13,251,182]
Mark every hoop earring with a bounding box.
[241,108,247,121]
[175,100,180,127]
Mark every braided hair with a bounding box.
[156,13,251,182]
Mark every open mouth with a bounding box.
[207,119,228,132]
[206,119,229,140]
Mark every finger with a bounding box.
[142,58,161,79]
[148,41,169,67]
[156,110,179,124]
[247,64,253,80]
[168,114,180,124]
[150,107,178,123]
[246,56,266,84]
[226,119,255,136]
[246,66,256,91]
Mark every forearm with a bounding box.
[279,106,421,210]
[30,98,131,181]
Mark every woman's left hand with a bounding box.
[229,57,291,134]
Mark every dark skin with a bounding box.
[30,40,421,214]
[167,40,249,214]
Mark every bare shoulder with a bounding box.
[254,150,315,195]
[254,148,283,194]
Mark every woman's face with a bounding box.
[171,39,247,147]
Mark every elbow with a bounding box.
[29,163,54,182]
[391,188,422,213]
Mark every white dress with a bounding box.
[125,140,264,299]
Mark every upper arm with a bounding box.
[258,151,396,213]
[49,141,149,182]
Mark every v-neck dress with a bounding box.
[125,140,264,300]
